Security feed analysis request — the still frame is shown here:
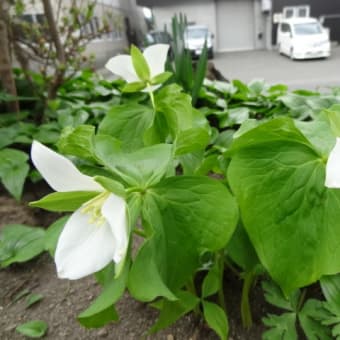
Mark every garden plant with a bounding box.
[2,42,340,339]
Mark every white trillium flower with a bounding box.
[105,44,169,91]
[31,141,128,280]
[325,137,340,188]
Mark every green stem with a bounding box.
[147,83,156,110]
[132,228,147,238]
[297,288,307,312]
[217,251,227,314]
[186,277,200,315]
[241,270,256,329]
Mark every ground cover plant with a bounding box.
[2,43,340,339]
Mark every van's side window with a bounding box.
[280,23,291,34]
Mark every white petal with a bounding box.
[105,55,138,83]
[143,44,169,78]
[31,141,102,192]
[325,138,340,188]
[101,194,128,263]
[55,208,116,279]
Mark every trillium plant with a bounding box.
[30,44,340,339]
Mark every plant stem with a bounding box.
[147,83,156,110]
[241,270,256,329]
[186,277,200,315]
[217,251,227,314]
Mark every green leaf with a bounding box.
[175,127,209,155]
[57,125,96,161]
[95,137,173,188]
[128,176,238,301]
[0,148,29,200]
[202,262,221,298]
[30,191,98,212]
[16,320,48,338]
[0,225,46,267]
[325,104,340,136]
[321,274,340,305]
[26,293,44,308]
[44,216,69,256]
[262,281,300,312]
[149,290,200,333]
[228,117,340,294]
[98,103,154,151]
[299,299,332,340]
[94,176,126,197]
[130,45,150,81]
[78,262,129,328]
[122,81,146,93]
[202,301,229,340]
[219,107,250,128]
[155,84,193,136]
[262,313,297,340]
[150,71,173,85]
[226,224,259,272]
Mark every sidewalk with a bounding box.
[213,45,340,90]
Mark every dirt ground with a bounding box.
[0,185,268,340]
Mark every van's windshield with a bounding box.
[185,28,208,39]
[293,23,322,35]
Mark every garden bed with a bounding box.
[0,187,268,340]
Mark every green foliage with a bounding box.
[15,320,48,338]
[262,280,332,340]
[0,225,46,267]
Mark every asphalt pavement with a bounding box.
[213,44,340,91]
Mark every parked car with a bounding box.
[277,17,331,60]
[184,25,214,59]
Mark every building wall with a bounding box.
[152,0,217,48]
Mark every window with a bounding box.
[280,23,291,33]
[283,6,310,19]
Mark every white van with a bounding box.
[184,25,214,59]
[277,17,330,60]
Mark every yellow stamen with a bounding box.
[81,191,110,226]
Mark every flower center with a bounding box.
[81,191,110,226]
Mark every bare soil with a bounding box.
[0,185,268,340]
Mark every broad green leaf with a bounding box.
[78,262,129,328]
[33,123,60,144]
[30,191,98,212]
[98,103,154,151]
[95,136,173,188]
[202,301,229,340]
[228,117,340,293]
[130,45,150,81]
[325,104,340,136]
[0,225,46,267]
[128,176,238,301]
[16,320,48,338]
[0,148,29,200]
[149,290,199,333]
[262,313,297,340]
[175,127,209,155]
[44,216,69,256]
[155,84,193,136]
[298,299,332,340]
[219,107,250,128]
[26,294,44,308]
[57,125,96,161]
[226,224,259,272]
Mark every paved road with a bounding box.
[213,45,340,91]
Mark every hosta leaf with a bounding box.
[228,117,340,294]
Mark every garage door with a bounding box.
[216,0,255,51]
